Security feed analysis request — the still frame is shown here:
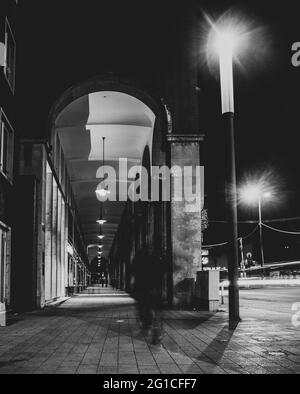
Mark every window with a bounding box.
[4,18,16,93]
[0,110,14,183]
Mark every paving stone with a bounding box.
[178,364,204,374]
[97,366,118,374]
[139,368,161,374]
[158,364,183,374]
[76,364,98,374]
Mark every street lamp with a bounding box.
[96,188,110,198]
[207,18,245,322]
[96,219,107,225]
[95,137,110,199]
[240,183,273,267]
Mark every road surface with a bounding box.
[223,287,300,326]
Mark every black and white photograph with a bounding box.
[0,0,300,382]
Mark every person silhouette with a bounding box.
[131,249,164,345]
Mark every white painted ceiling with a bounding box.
[55,91,156,261]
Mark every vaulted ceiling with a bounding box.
[55,91,156,261]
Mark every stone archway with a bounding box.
[47,75,170,292]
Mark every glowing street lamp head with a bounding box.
[240,184,262,204]
[96,219,107,225]
[96,188,110,198]
[212,25,241,114]
[205,10,252,64]
[207,23,240,114]
[205,11,254,114]
[239,182,273,206]
[212,28,239,58]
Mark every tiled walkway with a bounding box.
[0,286,299,374]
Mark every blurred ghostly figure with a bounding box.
[131,249,164,345]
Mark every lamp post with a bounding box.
[212,28,240,322]
[258,191,272,268]
[205,11,265,321]
[240,185,272,267]
[258,195,264,268]
[96,137,110,200]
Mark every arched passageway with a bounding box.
[47,80,172,303]
[54,91,156,262]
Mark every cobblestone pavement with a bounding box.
[0,286,299,374]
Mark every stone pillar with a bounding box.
[57,191,62,298]
[51,180,58,299]
[64,207,69,295]
[36,149,47,309]
[74,258,77,291]
[60,200,66,297]
[167,135,204,308]
[44,168,53,301]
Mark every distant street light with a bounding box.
[240,183,273,267]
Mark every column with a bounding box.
[64,205,69,295]
[51,179,58,299]
[167,134,204,307]
[45,170,53,301]
[36,153,46,309]
[57,191,62,298]
[60,201,65,297]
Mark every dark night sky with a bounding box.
[195,0,300,216]
[16,0,300,236]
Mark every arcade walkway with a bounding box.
[0,286,299,375]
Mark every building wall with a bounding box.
[0,0,17,311]
[11,142,89,311]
